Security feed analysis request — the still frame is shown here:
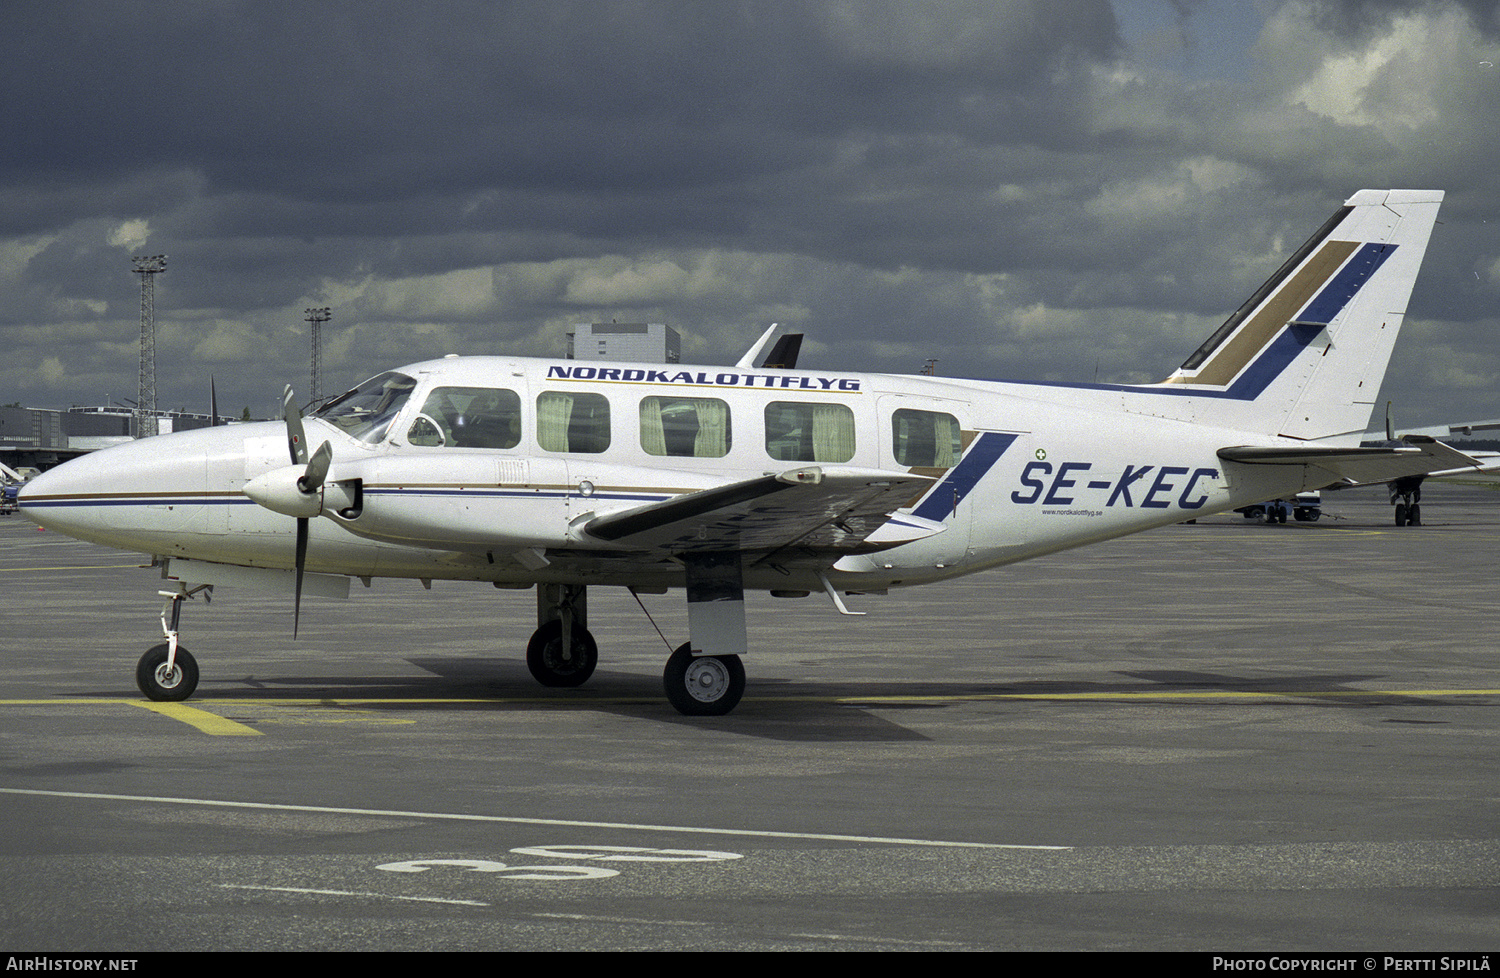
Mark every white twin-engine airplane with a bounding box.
[19,189,1488,715]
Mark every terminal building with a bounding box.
[567,323,679,363]
[0,406,226,472]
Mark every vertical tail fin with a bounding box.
[1155,189,1443,444]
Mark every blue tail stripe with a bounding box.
[1296,242,1395,326]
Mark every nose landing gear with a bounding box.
[137,586,209,701]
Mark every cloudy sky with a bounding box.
[3,0,1499,428]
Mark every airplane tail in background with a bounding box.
[1142,189,1443,444]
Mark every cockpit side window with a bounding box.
[406,387,522,449]
[314,371,417,444]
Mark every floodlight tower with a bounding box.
[132,255,167,438]
[305,307,331,402]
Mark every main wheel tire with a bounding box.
[663,642,745,716]
[136,644,199,702]
[1394,504,1408,526]
[525,620,598,687]
[1408,503,1421,526]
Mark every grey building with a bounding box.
[567,323,680,363]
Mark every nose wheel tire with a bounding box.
[663,642,745,716]
[525,620,599,687]
[136,644,199,702]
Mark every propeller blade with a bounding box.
[283,386,308,465]
[293,516,308,638]
[281,386,325,638]
[299,441,332,495]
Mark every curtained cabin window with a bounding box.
[891,408,961,468]
[639,396,731,458]
[764,401,855,463]
[537,391,611,454]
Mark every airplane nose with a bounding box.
[18,426,246,553]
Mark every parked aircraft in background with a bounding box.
[0,461,35,515]
[1360,412,1500,526]
[20,190,1486,715]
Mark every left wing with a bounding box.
[581,466,942,557]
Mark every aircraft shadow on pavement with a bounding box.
[66,660,1448,743]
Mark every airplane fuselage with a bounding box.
[22,354,1308,596]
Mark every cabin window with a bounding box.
[891,409,961,468]
[406,387,521,449]
[537,391,611,453]
[640,396,731,458]
[314,371,416,444]
[764,401,855,463]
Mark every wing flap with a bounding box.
[581,466,939,555]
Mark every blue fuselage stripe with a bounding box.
[911,431,1017,521]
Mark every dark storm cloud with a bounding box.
[3,0,1500,429]
[0,1,1120,237]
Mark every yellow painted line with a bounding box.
[174,689,1500,705]
[0,688,1494,732]
[0,698,263,736]
[822,689,1500,704]
[127,701,263,736]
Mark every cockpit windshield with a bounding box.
[312,371,417,443]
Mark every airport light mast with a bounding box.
[305,307,331,403]
[132,255,167,439]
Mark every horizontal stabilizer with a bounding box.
[582,466,936,556]
[1218,435,1484,487]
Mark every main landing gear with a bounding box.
[527,580,748,715]
[662,642,745,716]
[1390,476,1423,527]
[527,584,599,687]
